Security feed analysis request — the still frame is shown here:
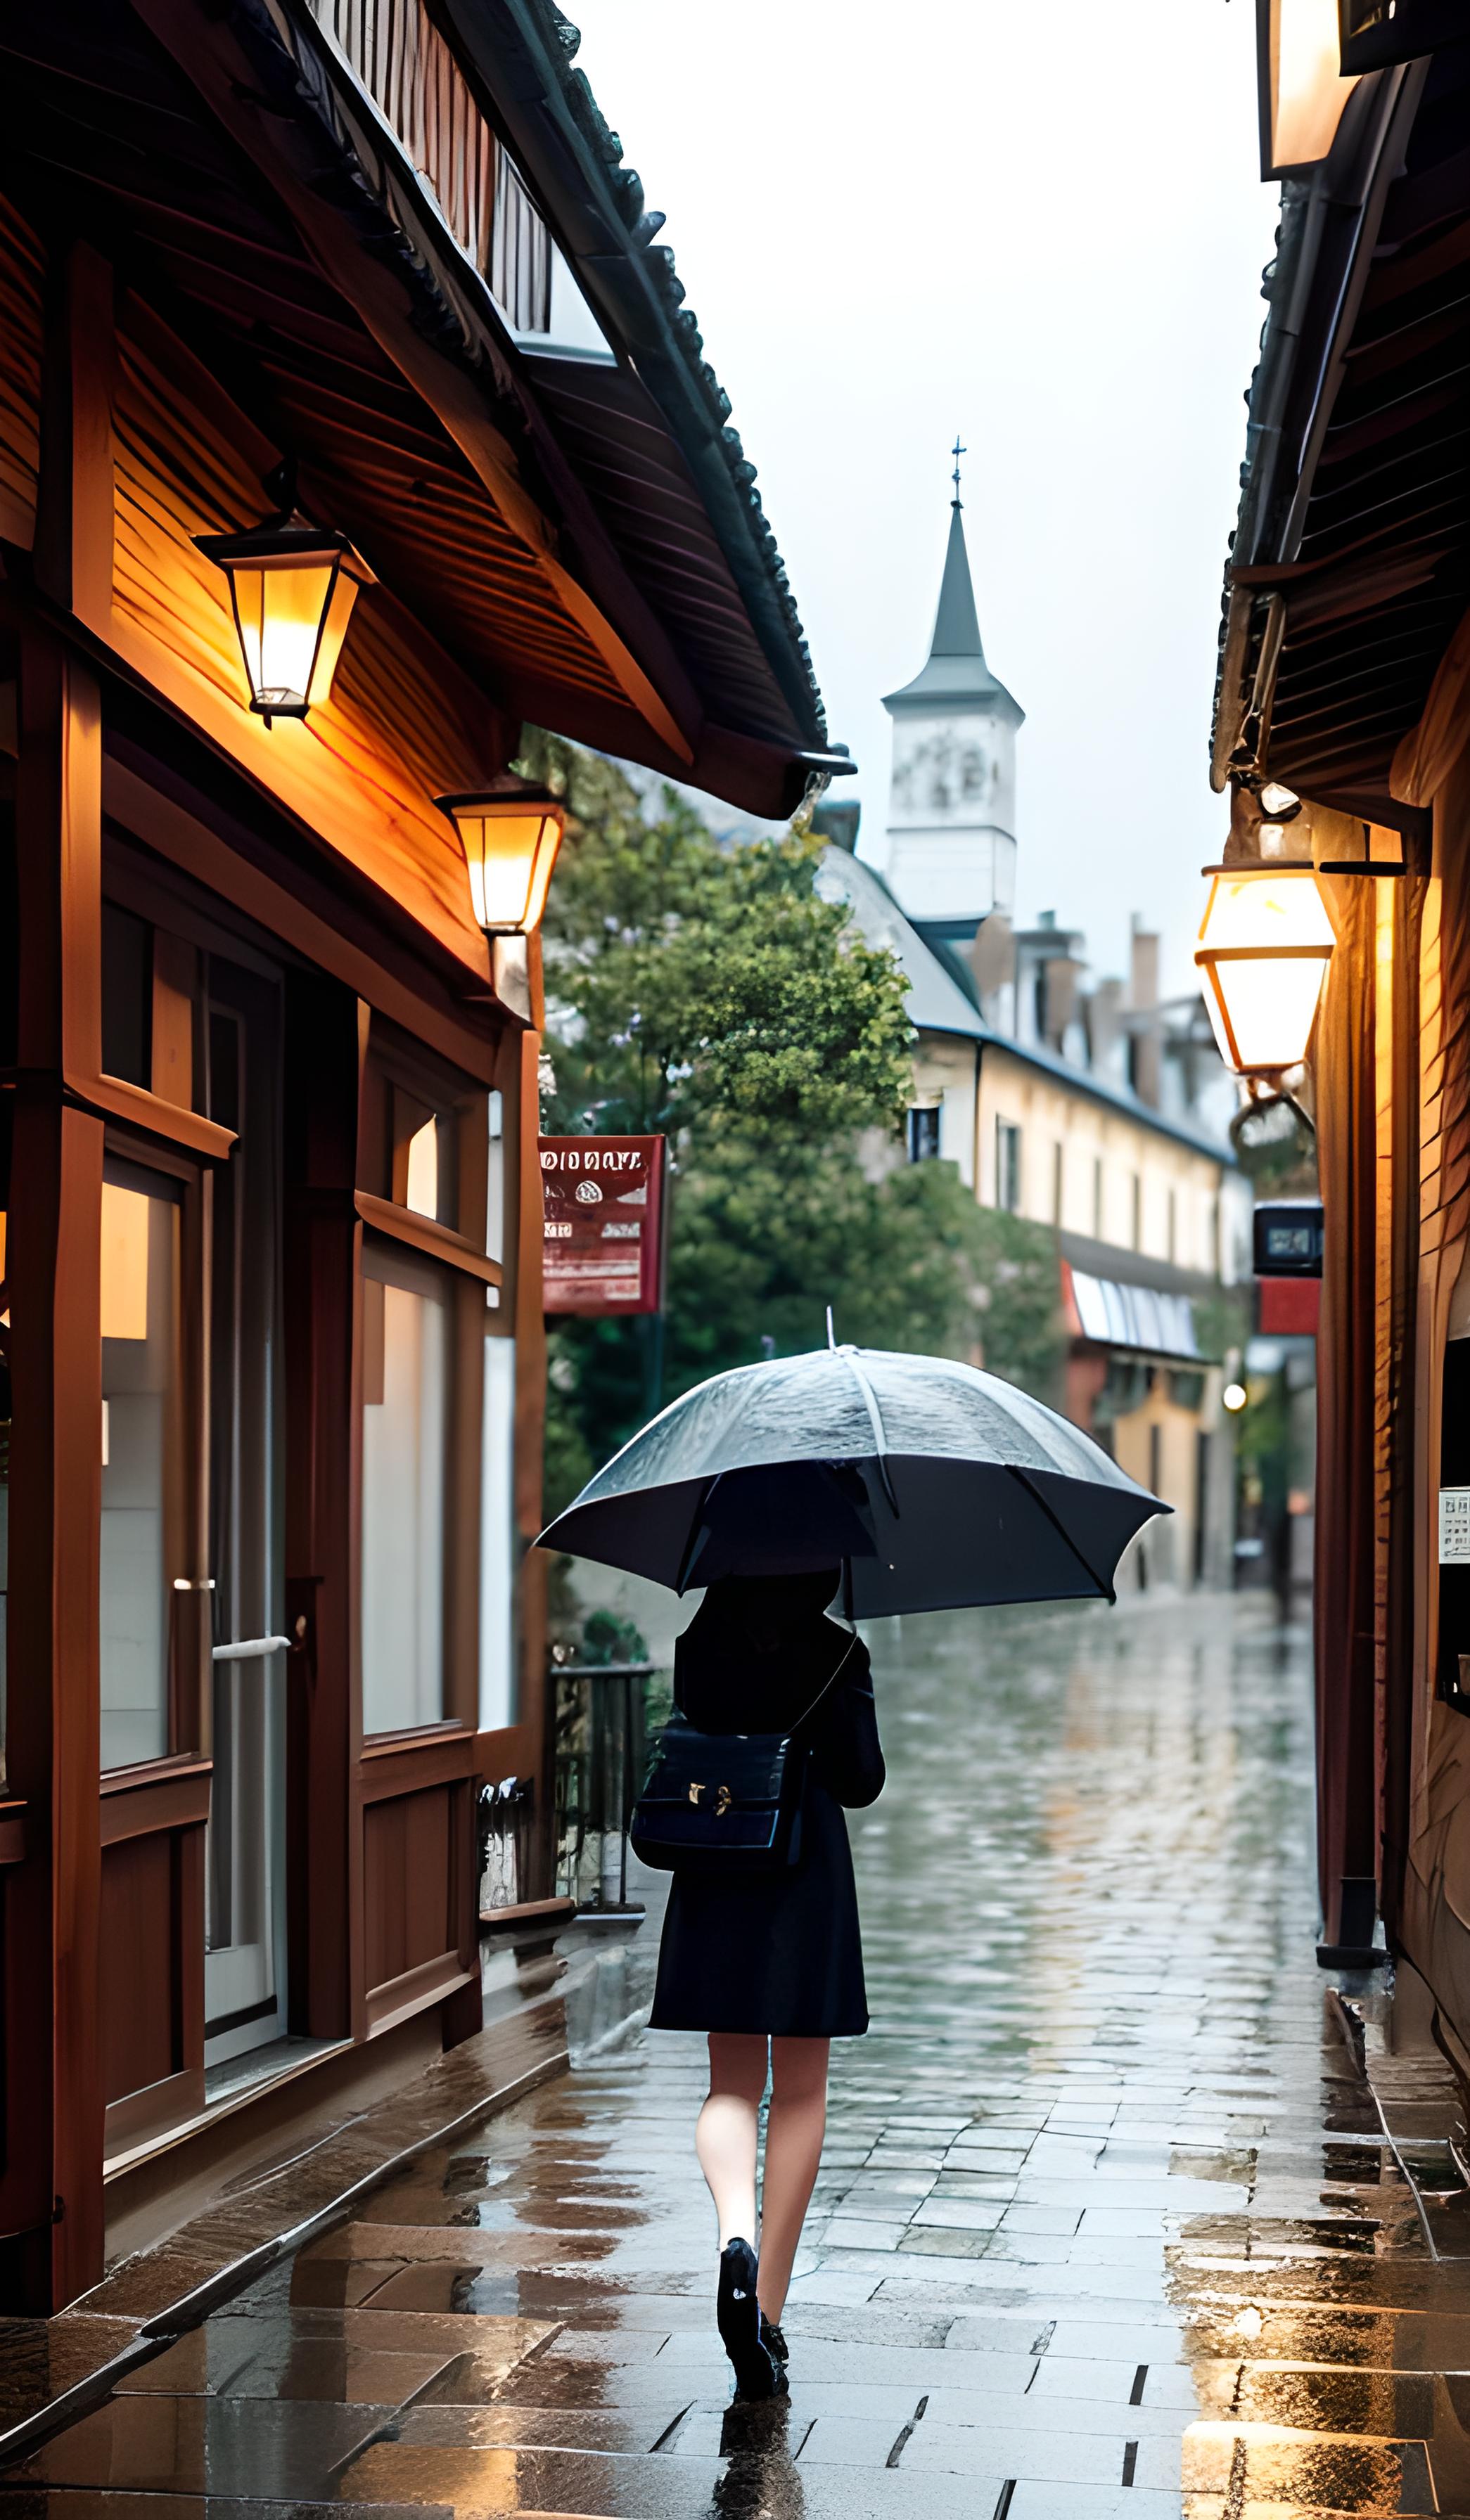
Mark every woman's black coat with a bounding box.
[648,1602,884,2040]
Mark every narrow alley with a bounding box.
[6,1590,1468,2520]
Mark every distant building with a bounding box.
[878,496,1022,924]
[826,487,1249,1589]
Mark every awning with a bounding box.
[1064,1265,1202,1363]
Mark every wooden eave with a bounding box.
[0,0,834,819]
[1222,46,1470,816]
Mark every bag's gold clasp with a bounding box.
[715,1785,732,1817]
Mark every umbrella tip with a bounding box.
[826,1304,836,1351]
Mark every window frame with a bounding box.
[996,1119,1022,1215]
[356,1228,485,1748]
[99,1130,210,1774]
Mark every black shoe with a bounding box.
[760,2312,788,2365]
[717,2239,783,2400]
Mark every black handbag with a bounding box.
[630,1638,857,1877]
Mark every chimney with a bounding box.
[1040,957,1080,1050]
[968,912,1016,1027]
[1087,976,1124,1072]
[1127,917,1162,1109]
[1128,917,1159,1013]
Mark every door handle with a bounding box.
[211,1637,292,1662]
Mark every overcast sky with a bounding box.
[571,0,1280,998]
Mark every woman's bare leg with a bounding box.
[696,2032,769,2246]
[758,2036,830,2322]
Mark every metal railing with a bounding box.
[554,1660,656,1914]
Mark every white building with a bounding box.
[823,485,1248,1590]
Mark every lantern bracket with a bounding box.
[1229,1077,1317,1155]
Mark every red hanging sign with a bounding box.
[539,1135,667,1316]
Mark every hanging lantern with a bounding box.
[1194,861,1336,1078]
[435,780,565,936]
[193,511,374,727]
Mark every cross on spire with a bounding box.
[951,435,966,505]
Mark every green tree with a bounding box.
[525,733,912,1146]
[525,737,1063,1510]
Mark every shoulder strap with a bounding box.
[789,1631,859,1737]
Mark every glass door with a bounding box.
[203,958,288,2066]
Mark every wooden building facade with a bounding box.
[1212,20,1470,2012]
[0,0,843,2311]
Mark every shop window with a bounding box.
[360,1039,465,1230]
[361,1244,452,1734]
[907,1106,940,1163]
[1097,1358,1149,1422]
[996,1120,1021,1214]
[389,1088,454,1221]
[100,1158,186,1769]
[404,1115,438,1219]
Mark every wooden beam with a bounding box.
[126,0,698,769]
[32,240,115,629]
[506,1019,551,1897]
[354,1190,503,1286]
[283,972,364,2045]
[102,757,503,1083]
[1,628,106,2311]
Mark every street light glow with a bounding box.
[1194,862,1335,1079]
[194,512,374,726]
[1223,1382,1248,1413]
[435,782,566,937]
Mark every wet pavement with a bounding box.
[6,1589,1470,2519]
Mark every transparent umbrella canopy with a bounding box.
[538,1344,1168,1617]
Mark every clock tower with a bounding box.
[879,477,1023,925]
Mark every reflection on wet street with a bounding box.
[8,1590,1470,2518]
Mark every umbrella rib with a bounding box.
[840,1350,900,1518]
[674,1475,719,1593]
[1005,1467,1116,1605]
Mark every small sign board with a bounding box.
[1441,1488,1470,1566]
[1253,1200,1324,1280]
[540,1135,666,1316]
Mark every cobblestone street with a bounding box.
[10,1590,1470,2519]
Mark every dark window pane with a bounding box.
[0,799,16,1069]
[907,1107,940,1164]
[102,901,152,1086]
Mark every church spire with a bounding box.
[930,500,985,665]
[882,469,1023,721]
[879,455,1023,925]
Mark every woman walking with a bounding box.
[647,1568,885,2400]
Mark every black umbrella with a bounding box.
[539,1344,1168,1615]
